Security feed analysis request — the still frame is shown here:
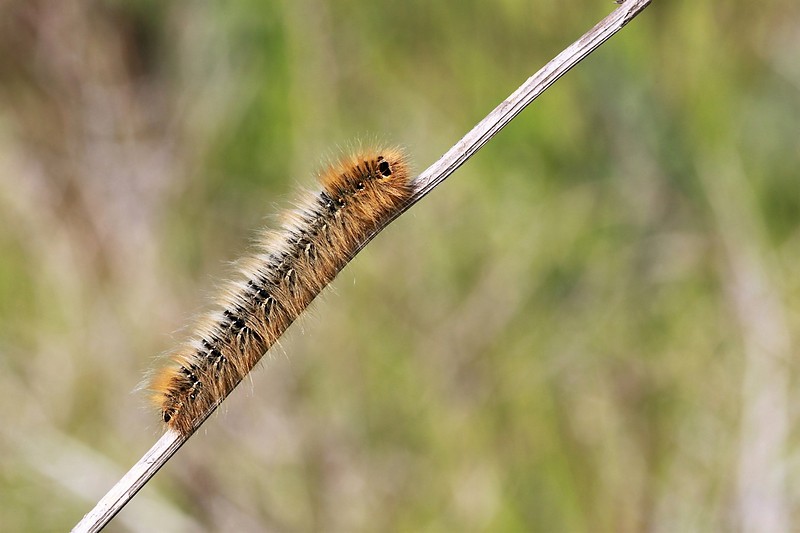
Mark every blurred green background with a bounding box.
[0,0,798,531]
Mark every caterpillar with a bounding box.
[150,147,412,436]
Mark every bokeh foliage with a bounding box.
[0,0,798,531]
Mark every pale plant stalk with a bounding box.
[72,1,653,531]
[700,155,792,532]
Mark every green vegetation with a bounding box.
[0,0,797,530]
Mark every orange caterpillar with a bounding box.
[150,147,411,436]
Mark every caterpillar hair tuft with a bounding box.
[150,146,411,436]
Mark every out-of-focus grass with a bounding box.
[0,0,798,531]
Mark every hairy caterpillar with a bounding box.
[150,147,411,436]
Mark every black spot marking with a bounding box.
[224,309,246,332]
[319,192,337,213]
[378,160,391,177]
[247,280,271,303]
